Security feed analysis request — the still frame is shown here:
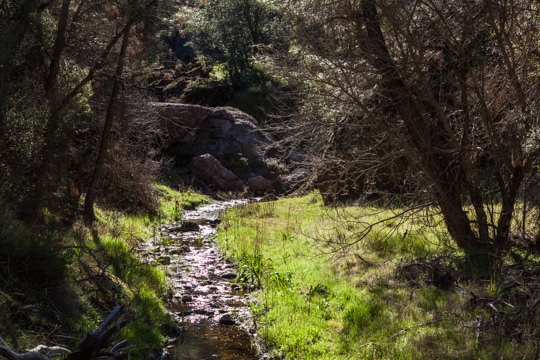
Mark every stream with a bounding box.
[143,201,262,360]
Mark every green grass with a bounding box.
[216,192,538,359]
[44,184,211,358]
[80,184,210,356]
[156,184,211,221]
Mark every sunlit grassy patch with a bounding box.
[216,191,537,359]
[156,184,210,221]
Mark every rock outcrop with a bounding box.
[190,154,244,191]
[151,102,288,195]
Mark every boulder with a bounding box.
[190,154,244,191]
[247,176,274,194]
[284,168,310,191]
[151,102,290,194]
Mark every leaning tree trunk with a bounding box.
[84,25,132,221]
[359,0,486,254]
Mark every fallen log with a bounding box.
[0,306,128,360]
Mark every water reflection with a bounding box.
[155,201,260,360]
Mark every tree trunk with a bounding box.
[359,0,485,254]
[25,0,72,218]
[84,26,132,221]
[495,165,526,248]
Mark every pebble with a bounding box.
[221,272,237,279]
[169,245,190,254]
[160,348,173,360]
[148,202,259,357]
[158,256,171,265]
[218,314,236,325]
[179,221,200,232]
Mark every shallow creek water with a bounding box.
[145,201,261,360]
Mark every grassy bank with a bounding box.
[0,184,209,359]
[216,193,539,359]
[67,184,210,356]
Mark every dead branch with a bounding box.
[0,306,128,360]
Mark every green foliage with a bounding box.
[64,185,201,357]
[0,206,67,289]
[0,184,203,357]
[187,0,289,85]
[122,287,171,357]
[238,253,267,288]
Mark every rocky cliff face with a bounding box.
[151,102,292,195]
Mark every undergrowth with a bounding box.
[216,191,540,359]
[0,183,209,359]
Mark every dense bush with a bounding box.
[187,0,289,85]
[0,207,67,290]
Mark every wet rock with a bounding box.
[147,201,260,359]
[160,346,174,360]
[170,221,200,233]
[218,314,236,325]
[180,221,200,232]
[159,256,171,265]
[221,272,237,279]
[168,245,190,255]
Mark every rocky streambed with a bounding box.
[141,201,262,360]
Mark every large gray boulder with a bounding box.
[151,102,287,194]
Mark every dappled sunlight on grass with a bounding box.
[155,184,211,221]
[216,191,539,359]
[58,184,209,358]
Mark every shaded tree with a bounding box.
[84,0,158,221]
[285,0,540,255]
[0,0,162,223]
[187,0,288,85]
